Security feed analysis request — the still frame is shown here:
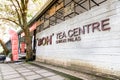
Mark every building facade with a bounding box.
[29,0,120,78]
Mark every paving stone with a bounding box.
[0,76,2,80]
[48,75,66,80]
[26,66,38,69]
[15,68,27,71]
[40,72,56,77]
[21,64,30,67]
[0,63,70,80]
[3,73,21,80]
[25,74,42,80]
[21,71,35,76]
[1,66,12,70]
[2,69,15,73]
[17,69,31,73]
[9,77,25,80]
[10,65,23,68]
[35,70,49,74]
[2,71,17,76]
[36,78,49,80]
[31,68,41,71]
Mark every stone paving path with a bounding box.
[0,62,70,80]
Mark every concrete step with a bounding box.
[30,61,116,80]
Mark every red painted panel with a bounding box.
[20,42,25,53]
[9,30,18,61]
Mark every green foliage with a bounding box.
[0,0,48,61]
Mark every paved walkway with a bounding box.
[31,62,118,80]
[0,62,70,80]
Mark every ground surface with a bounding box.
[0,62,71,80]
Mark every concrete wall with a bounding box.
[36,0,120,77]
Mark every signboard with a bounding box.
[9,30,18,61]
[37,18,110,46]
